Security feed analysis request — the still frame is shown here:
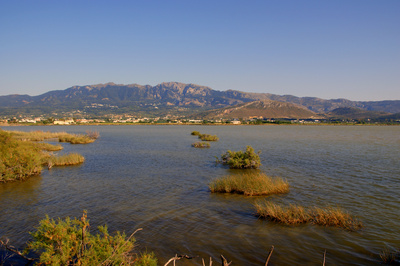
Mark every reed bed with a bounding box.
[255,201,363,231]
[192,142,211,148]
[48,153,85,166]
[209,172,289,196]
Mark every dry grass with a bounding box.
[192,142,211,148]
[209,172,289,196]
[255,201,363,231]
[47,153,85,167]
[58,134,95,144]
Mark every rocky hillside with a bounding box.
[194,100,321,120]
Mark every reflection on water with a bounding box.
[1,125,399,265]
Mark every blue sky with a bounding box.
[1,0,399,101]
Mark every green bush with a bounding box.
[217,145,261,169]
[26,211,157,265]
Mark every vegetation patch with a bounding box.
[24,211,157,265]
[380,247,400,264]
[254,201,363,231]
[209,172,289,196]
[217,145,261,169]
[58,134,95,144]
[198,134,219,141]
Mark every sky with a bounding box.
[0,0,399,101]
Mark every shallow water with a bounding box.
[1,125,399,265]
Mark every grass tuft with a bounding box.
[191,131,201,136]
[255,201,363,231]
[209,172,289,196]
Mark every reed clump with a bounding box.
[198,134,219,141]
[255,201,363,231]
[192,142,211,148]
[47,153,85,166]
[210,172,289,196]
[8,130,98,144]
[217,145,261,169]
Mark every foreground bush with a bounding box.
[210,172,289,196]
[26,211,157,265]
[217,145,261,169]
[192,142,211,148]
[254,201,363,231]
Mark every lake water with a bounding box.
[0,125,399,265]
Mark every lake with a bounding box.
[0,125,399,265]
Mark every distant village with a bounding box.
[0,113,387,125]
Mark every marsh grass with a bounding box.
[198,134,219,141]
[255,201,363,231]
[58,134,95,144]
[209,172,289,196]
[48,153,85,166]
[192,142,211,148]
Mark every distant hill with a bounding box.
[0,82,399,118]
[327,107,391,120]
[193,100,320,120]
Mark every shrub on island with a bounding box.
[191,131,201,136]
[217,145,261,169]
[198,134,219,141]
[209,172,289,196]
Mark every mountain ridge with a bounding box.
[1,82,399,118]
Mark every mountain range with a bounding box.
[1,82,399,120]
